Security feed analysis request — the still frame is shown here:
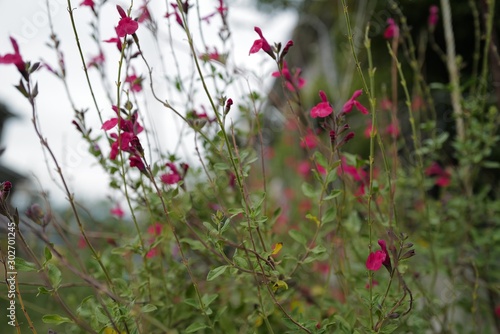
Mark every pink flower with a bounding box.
[80,0,95,10]
[300,131,318,149]
[379,98,392,111]
[364,123,376,138]
[165,3,184,28]
[87,52,105,68]
[272,61,306,92]
[201,0,228,23]
[297,161,311,177]
[428,5,439,28]
[343,89,369,115]
[249,27,273,57]
[425,162,451,187]
[137,2,151,23]
[365,279,379,289]
[148,222,163,236]
[366,250,386,271]
[125,74,143,92]
[385,122,400,138]
[310,91,333,118]
[378,240,392,271]
[199,47,223,62]
[495,306,500,318]
[160,162,183,185]
[384,18,399,40]
[0,37,25,72]
[78,236,87,249]
[129,155,145,171]
[146,247,159,258]
[104,36,123,52]
[116,5,139,37]
[110,204,124,218]
[316,163,326,175]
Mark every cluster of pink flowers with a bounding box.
[102,106,145,171]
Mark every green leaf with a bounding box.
[141,304,157,313]
[47,263,62,289]
[185,322,208,333]
[213,162,229,170]
[42,314,73,325]
[301,182,318,198]
[310,245,326,254]
[289,230,307,246]
[202,293,218,307]
[15,257,37,272]
[44,246,52,262]
[322,207,336,224]
[324,189,342,200]
[206,265,229,281]
[183,298,200,309]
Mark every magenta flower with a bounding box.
[80,0,95,11]
[87,52,105,68]
[366,250,386,271]
[110,204,124,218]
[104,36,123,52]
[310,91,333,118]
[384,18,399,40]
[343,89,369,114]
[272,61,306,92]
[425,162,451,187]
[129,155,145,171]
[300,130,318,149]
[428,5,439,28]
[115,5,139,37]
[165,3,184,28]
[160,163,182,185]
[125,74,143,92]
[377,240,392,272]
[249,27,273,57]
[0,37,25,72]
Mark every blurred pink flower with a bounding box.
[428,5,439,28]
[384,18,399,39]
[80,0,95,10]
[343,89,368,114]
[300,131,318,149]
[110,204,124,218]
[425,162,451,187]
[272,61,306,92]
[0,37,25,71]
[125,74,143,92]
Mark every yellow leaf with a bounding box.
[271,242,283,255]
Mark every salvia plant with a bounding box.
[0,0,499,333]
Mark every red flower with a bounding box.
[428,5,439,28]
[310,91,333,118]
[110,204,124,218]
[249,27,273,57]
[384,18,399,39]
[364,122,376,138]
[297,160,311,177]
[366,250,386,271]
[115,5,139,37]
[137,2,151,23]
[0,37,25,72]
[201,0,228,23]
[495,306,500,318]
[80,0,95,11]
[343,89,369,114]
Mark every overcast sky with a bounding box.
[0,0,297,208]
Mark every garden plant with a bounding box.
[1,0,500,333]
